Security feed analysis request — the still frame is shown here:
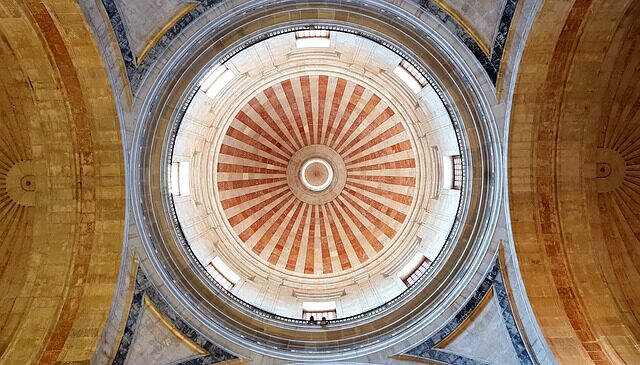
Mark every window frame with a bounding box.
[452,155,462,190]
[400,255,431,287]
[295,30,331,48]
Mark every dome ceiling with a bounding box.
[169,29,462,319]
[216,75,417,275]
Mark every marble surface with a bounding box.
[112,269,237,365]
[441,292,520,364]
[404,259,534,364]
[101,0,224,92]
[419,0,519,84]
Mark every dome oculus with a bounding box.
[300,158,333,191]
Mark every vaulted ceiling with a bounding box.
[0,0,638,364]
[509,0,640,363]
[0,1,125,363]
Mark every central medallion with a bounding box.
[286,145,347,205]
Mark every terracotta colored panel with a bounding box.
[315,75,329,144]
[339,107,394,155]
[344,123,404,159]
[326,85,365,147]
[249,97,299,153]
[333,94,381,151]
[285,204,310,271]
[281,79,309,146]
[240,195,293,243]
[235,110,294,157]
[263,87,304,150]
[261,200,301,258]
[321,78,347,145]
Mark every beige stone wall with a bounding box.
[509,0,640,363]
[0,0,125,363]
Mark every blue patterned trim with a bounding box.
[404,259,534,365]
[419,0,519,84]
[490,0,519,81]
[101,0,518,93]
[411,349,490,365]
[112,269,237,365]
[100,0,223,93]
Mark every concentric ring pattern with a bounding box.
[216,75,417,275]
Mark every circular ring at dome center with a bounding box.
[300,158,333,191]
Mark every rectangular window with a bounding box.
[170,161,190,196]
[399,252,431,287]
[200,63,234,98]
[393,60,427,93]
[452,155,462,190]
[295,30,330,48]
[302,301,337,321]
[442,155,462,190]
[206,256,240,290]
[400,60,427,87]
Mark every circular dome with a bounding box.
[169,29,461,319]
[130,2,500,359]
[166,25,469,320]
[216,75,417,275]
